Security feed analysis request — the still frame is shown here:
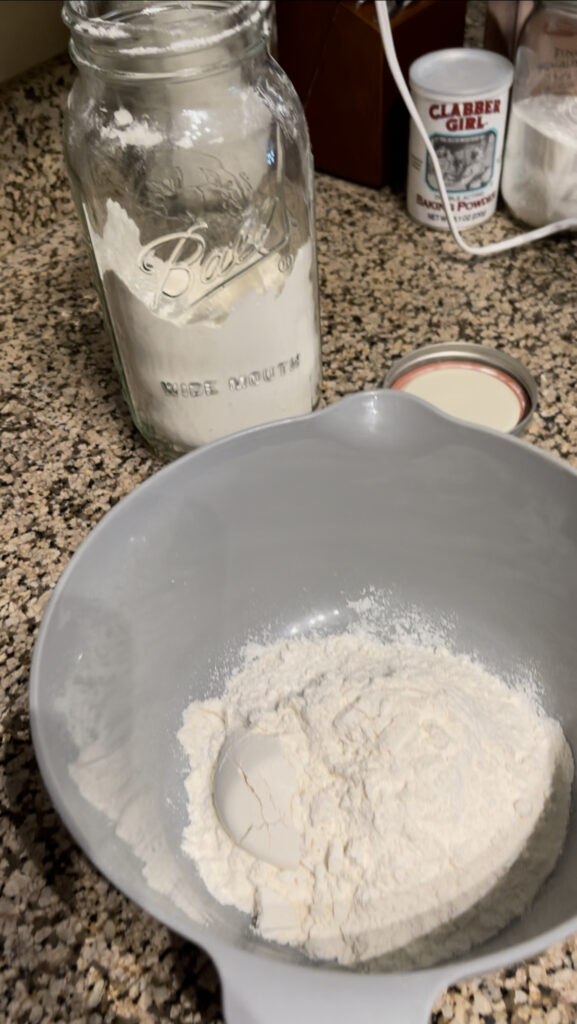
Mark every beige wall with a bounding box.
[0,1,69,84]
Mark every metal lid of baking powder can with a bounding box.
[406,49,514,232]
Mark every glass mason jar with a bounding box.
[63,1,321,459]
[500,0,577,226]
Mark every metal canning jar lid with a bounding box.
[383,342,538,435]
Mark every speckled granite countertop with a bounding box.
[3,5,577,1022]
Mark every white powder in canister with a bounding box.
[178,631,573,968]
[87,199,320,450]
[501,94,577,227]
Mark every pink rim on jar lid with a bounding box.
[383,343,537,435]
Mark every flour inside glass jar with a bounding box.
[87,199,320,452]
[501,94,577,227]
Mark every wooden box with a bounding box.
[275,0,468,189]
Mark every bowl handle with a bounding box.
[211,946,449,1024]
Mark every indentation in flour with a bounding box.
[178,630,573,968]
[64,595,572,968]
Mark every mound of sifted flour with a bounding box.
[178,632,573,968]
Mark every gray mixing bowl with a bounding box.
[30,391,577,1024]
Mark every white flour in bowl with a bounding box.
[178,631,573,968]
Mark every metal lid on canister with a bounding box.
[383,343,538,435]
[409,48,514,99]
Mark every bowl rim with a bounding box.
[29,389,577,991]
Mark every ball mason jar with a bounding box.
[501,0,577,227]
[63,0,322,458]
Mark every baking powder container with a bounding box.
[407,49,514,231]
[384,343,537,434]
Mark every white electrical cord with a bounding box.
[375,0,577,255]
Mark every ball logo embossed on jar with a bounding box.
[138,193,288,312]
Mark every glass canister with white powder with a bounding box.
[62,1,321,458]
[501,0,577,227]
